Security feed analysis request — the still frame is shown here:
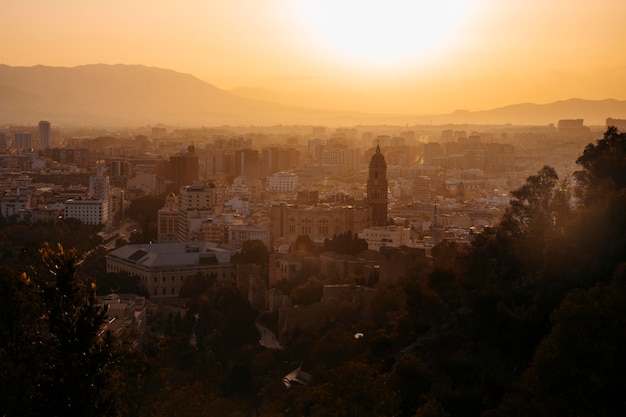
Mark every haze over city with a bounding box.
[2,2,626,417]
[3,0,626,116]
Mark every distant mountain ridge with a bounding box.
[0,64,624,127]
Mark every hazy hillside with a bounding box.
[0,64,362,127]
[0,64,624,127]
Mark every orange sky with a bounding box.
[2,0,626,115]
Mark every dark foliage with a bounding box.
[322,230,368,255]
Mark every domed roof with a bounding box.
[369,144,386,167]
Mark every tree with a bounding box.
[575,126,626,203]
[125,194,166,243]
[499,165,562,239]
[32,243,119,416]
[232,239,270,268]
[497,166,570,279]
[494,265,626,417]
[323,231,368,255]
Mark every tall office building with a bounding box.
[366,144,388,227]
[38,120,51,149]
[13,132,32,150]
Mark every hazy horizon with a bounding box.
[3,1,626,116]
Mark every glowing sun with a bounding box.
[293,0,473,70]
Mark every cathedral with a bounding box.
[366,143,388,226]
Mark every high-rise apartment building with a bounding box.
[13,132,32,150]
[38,120,51,149]
[177,183,217,242]
[168,146,198,192]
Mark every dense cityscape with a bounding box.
[1,115,626,416]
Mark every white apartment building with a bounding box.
[177,183,217,242]
[64,197,110,225]
[358,225,411,251]
[266,171,298,192]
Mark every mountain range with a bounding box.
[1,64,624,127]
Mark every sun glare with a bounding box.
[293,0,473,72]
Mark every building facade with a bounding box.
[38,120,51,149]
[64,197,110,225]
[106,241,237,299]
[266,171,298,192]
[366,144,388,226]
[270,203,371,245]
[358,225,411,251]
[177,183,218,242]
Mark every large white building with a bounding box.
[266,171,298,192]
[358,225,411,251]
[106,241,237,299]
[64,197,110,225]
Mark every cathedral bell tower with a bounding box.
[366,143,388,226]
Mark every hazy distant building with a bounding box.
[38,120,51,149]
[168,146,198,192]
[422,142,444,165]
[13,131,32,150]
[366,144,388,227]
[607,118,626,131]
[151,126,167,139]
[308,139,325,159]
[234,149,261,178]
[0,132,8,150]
[557,119,591,138]
[267,171,298,192]
[263,147,300,173]
[413,176,431,202]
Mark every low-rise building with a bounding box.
[358,225,411,251]
[106,241,237,299]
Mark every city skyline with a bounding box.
[2,0,626,116]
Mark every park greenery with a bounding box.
[1,126,626,416]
